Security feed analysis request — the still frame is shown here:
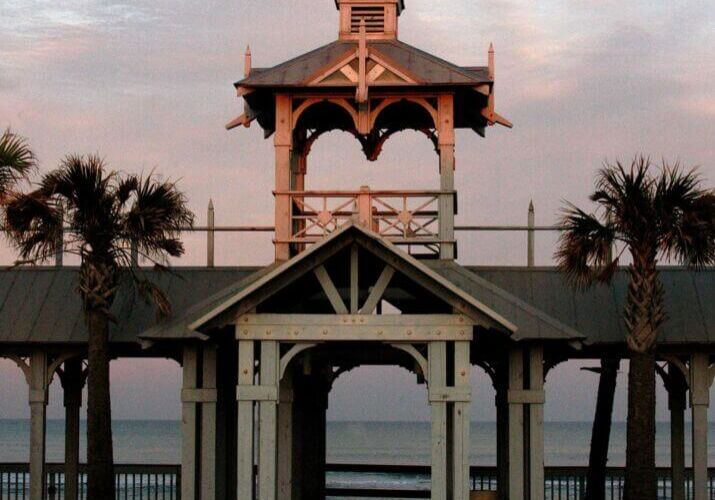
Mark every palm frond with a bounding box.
[4,190,63,261]
[0,129,37,198]
[555,203,616,289]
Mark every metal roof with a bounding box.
[469,266,715,345]
[1,262,712,347]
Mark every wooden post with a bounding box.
[207,200,215,268]
[277,373,294,500]
[274,94,293,261]
[201,346,218,500]
[437,94,455,260]
[452,341,471,500]
[357,186,372,228]
[508,347,525,500]
[527,347,544,500]
[668,362,687,500]
[527,201,535,267]
[61,359,83,500]
[689,353,709,500]
[181,345,199,500]
[29,350,48,500]
[495,360,510,500]
[429,341,448,500]
[237,340,255,500]
[259,340,279,500]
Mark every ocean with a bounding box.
[0,419,711,465]
[0,419,712,498]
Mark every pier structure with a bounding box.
[1,2,714,500]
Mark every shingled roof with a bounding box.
[236,40,490,88]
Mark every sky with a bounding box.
[0,0,714,423]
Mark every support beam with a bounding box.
[527,347,544,500]
[429,341,448,500]
[237,340,255,500]
[258,341,279,499]
[314,266,348,314]
[508,347,525,500]
[201,346,218,500]
[181,345,199,500]
[452,341,471,500]
[274,94,293,261]
[360,266,395,315]
[28,351,49,500]
[61,359,83,500]
[277,374,294,500]
[668,362,687,500]
[690,353,710,500]
[350,245,359,313]
[437,94,455,260]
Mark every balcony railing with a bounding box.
[1,463,714,499]
[275,187,456,255]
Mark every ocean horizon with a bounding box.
[0,418,711,467]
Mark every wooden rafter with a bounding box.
[360,265,395,314]
[314,265,349,314]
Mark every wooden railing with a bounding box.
[274,187,456,255]
[1,462,714,499]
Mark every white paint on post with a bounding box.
[452,341,471,500]
[237,340,255,500]
[528,346,544,500]
[508,347,525,500]
[29,351,48,500]
[429,341,448,500]
[181,345,198,500]
[259,340,279,500]
[690,353,710,500]
[201,346,218,500]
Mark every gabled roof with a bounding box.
[142,224,581,343]
[236,40,490,88]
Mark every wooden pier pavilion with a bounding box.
[1,1,714,499]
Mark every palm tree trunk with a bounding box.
[624,350,656,499]
[86,307,116,499]
[585,358,620,500]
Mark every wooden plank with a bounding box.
[508,347,525,500]
[259,341,279,500]
[359,266,395,314]
[238,314,473,326]
[437,94,455,260]
[237,385,279,401]
[690,353,709,500]
[507,389,545,405]
[277,377,294,500]
[181,388,218,403]
[237,340,255,500]
[236,325,471,342]
[452,341,471,500]
[429,342,447,500]
[201,346,218,500]
[428,386,471,403]
[350,245,359,313]
[314,266,349,314]
[181,346,198,500]
[28,350,47,500]
[528,346,544,500]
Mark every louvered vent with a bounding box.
[350,6,386,34]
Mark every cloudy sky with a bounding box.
[0,0,714,424]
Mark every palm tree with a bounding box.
[0,128,36,203]
[555,156,715,499]
[4,155,194,498]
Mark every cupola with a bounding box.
[336,0,404,39]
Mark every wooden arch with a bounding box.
[292,97,359,131]
[369,97,438,131]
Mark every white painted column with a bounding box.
[258,341,279,500]
[201,346,218,500]
[690,353,710,500]
[527,347,545,500]
[508,347,525,500]
[28,351,49,500]
[277,374,294,500]
[237,340,255,500]
[452,341,471,500]
[181,345,199,500]
[429,341,448,500]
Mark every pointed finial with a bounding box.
[488,42,495,80]
[528,199,534,212]
[244,45,252,78]
[208,198,214,211]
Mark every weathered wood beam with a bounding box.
[359,265,395,314]
[350,245,359,313]
[314,266,349,314]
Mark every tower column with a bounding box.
[668,362,687,500]
[507,347,525,500]
[275,94,293,261]
[451,341,471,500]
[61,359,84,500]
[29,350,49,500]
[437,94,456,260]
[429,341,448,500]
[236,340,255,500]
[689,353,710,500]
